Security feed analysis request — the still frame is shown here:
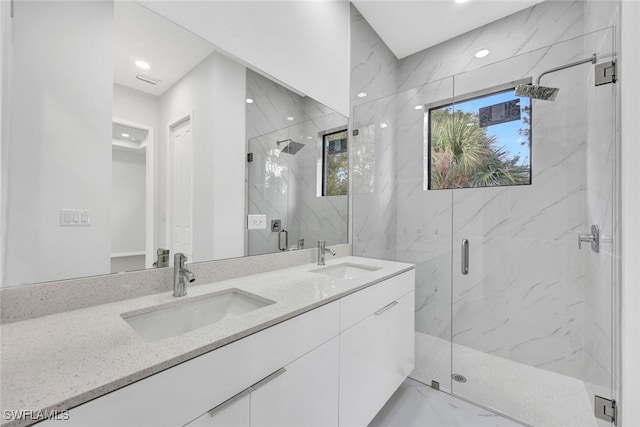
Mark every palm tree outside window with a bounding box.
[426,85,532,190]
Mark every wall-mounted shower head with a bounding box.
[514,84,559,101]
[515,53,597,101]
[276,139,305,155]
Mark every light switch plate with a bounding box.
[60,209,91,226]
[247,214,267,230]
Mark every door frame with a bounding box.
[112,117,155,269]
[165,110,194,264]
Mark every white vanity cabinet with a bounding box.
[186,337,339,427]
[40,268,414,427]
[339,270,415,427]
[186,391,251,427]
[251,337,339,426]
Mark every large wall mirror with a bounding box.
[1,0,348,287]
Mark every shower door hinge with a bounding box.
[247,153,253,163]
[352,129,359,136]
[595,61,616,86]
[594,396,617,424]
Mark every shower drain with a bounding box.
[452,374,467,383]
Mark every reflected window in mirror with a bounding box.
[322,129,349,196]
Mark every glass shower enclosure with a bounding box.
[352,29,618,427]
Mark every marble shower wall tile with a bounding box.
[396,1,585,92]
[349,4,397,111]
[350,0,619,392]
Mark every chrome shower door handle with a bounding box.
[461,239,469,275]
[278,229,288,251]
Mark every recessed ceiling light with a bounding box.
[135,60,150,70]
[307,136,313,139]
[414,105,424,110]
[380,122,388,129]
[245,98,254,104]
[286,116,294,121]
[121,133,129,137]
[475,49,490,58]
[357,92,367,98]
[455,0,471,3]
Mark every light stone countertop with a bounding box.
[0,256,414,426]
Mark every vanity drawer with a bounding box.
[51,300,340,427]
[339,269,414,331]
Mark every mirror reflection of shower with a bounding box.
[276,138,305,155]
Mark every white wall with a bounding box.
[113,84,160,132]
[620,1,640,425]
[112,83,161,257]
[0,0,11,284]
[3,1,113,286]
[158,52,246,262]
[111,147,146,255]
[137,0,350,117]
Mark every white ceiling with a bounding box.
[351,0,547,59]
[113,1,215,97]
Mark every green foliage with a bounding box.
[325,130,348,196]
[430,108,530,189]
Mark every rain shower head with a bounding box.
[514,84,560,101]
[276,139,305,155]
[515,53,597,102]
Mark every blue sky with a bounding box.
[453,90,531,167]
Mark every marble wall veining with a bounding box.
[246,71,348,256]
[395,1,586,92]
[350,0,619,401]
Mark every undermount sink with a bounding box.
[121,289,275,341]
[310,262,381,280]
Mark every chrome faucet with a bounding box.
[173,253,195,297]
[578,224,600,253]
[317,240,336,266]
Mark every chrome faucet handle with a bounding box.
[174,252,187,266]
[578,225,600,253]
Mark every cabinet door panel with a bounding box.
[185,392,250,427]
[251,337,339,427]
[339,291,415,427]
[340,270,415,331]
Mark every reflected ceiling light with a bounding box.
[455,0,471,3]
[135,60,150,70]
[286,116,294,121]
[121,133,130,137]
[380,122,389,129]
[357,92,367,98]
[245,98,254,104]
[475,49,490,58]
[307,136,313,140]
[414,105,424,110]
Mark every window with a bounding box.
[426,86,531,190]
[323,129,348,196]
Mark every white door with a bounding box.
[170,119,193,259]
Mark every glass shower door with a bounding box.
[449,30,617,426]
